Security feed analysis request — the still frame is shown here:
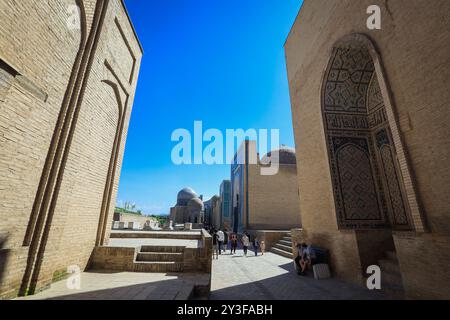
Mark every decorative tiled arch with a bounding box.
[321,33,427,232]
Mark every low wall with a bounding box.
[184,229,212,274]
[110,231,202,240]
[113,213,159,230]
[91,230,212,275]
[89,246,136,271]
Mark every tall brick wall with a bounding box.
[0,0,142,297]
[0,0,87,297]
[248,163,301,230]
[285,0,450,298]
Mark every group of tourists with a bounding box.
[208,226,318,276]
[209,228,266,259]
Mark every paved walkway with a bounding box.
[18,249,388,300]
[210,249,388,300]
[18,271,208,300]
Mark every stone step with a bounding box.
[140,246,185,253]
[385,251,398,262]
[379,259,401,274]
[136,252,184,262]
[282,236,292,241]
[271,247,293,259]
[273,243,292,253]
[279,240,292,246]
[133,261,184,273]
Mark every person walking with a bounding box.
[230,233,238,255]
[260,240,266,255]
[223,229,229,254]
[253,236,260,256]
[241,232,250,257]
[217,229,225,255]
[212,230,219,260]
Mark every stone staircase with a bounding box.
[378,251,405,299]
[270,232,294,259]
[134,246,184,273]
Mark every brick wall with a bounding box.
[247,163,301,230]
[91,230,212,274]
[0,0,142,297]
[285,0,450,298]
[0,0,86,297]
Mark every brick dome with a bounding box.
[261,147,297,165]
[177,187,198,206]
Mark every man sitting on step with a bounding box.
[294,242,316,276]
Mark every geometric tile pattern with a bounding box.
[337,144,382,221]
[322,45,412,230]
[324,47,374,113]
[377,130,410,226]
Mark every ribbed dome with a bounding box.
[261,147,297,165]
[177,187,198,206]
[188,197,204,210]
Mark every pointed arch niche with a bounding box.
[321,34,426,232]
[96,60,130,246]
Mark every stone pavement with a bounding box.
[210,249,388,300]
[18,249,388,300]
[18,271,209,300]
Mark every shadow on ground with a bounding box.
[210,252,389,301]
[20,270,205,300]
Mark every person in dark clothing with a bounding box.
[212,230,219,259]
[230,233,238,254]
[253,237,260,256]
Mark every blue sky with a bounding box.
[118,0,303,215]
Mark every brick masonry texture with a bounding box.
[248,163,301,230]
[91,230,213,275]
[0,0,142,298]
[285,0,450,299]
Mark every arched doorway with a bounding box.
[322,35,413,231]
